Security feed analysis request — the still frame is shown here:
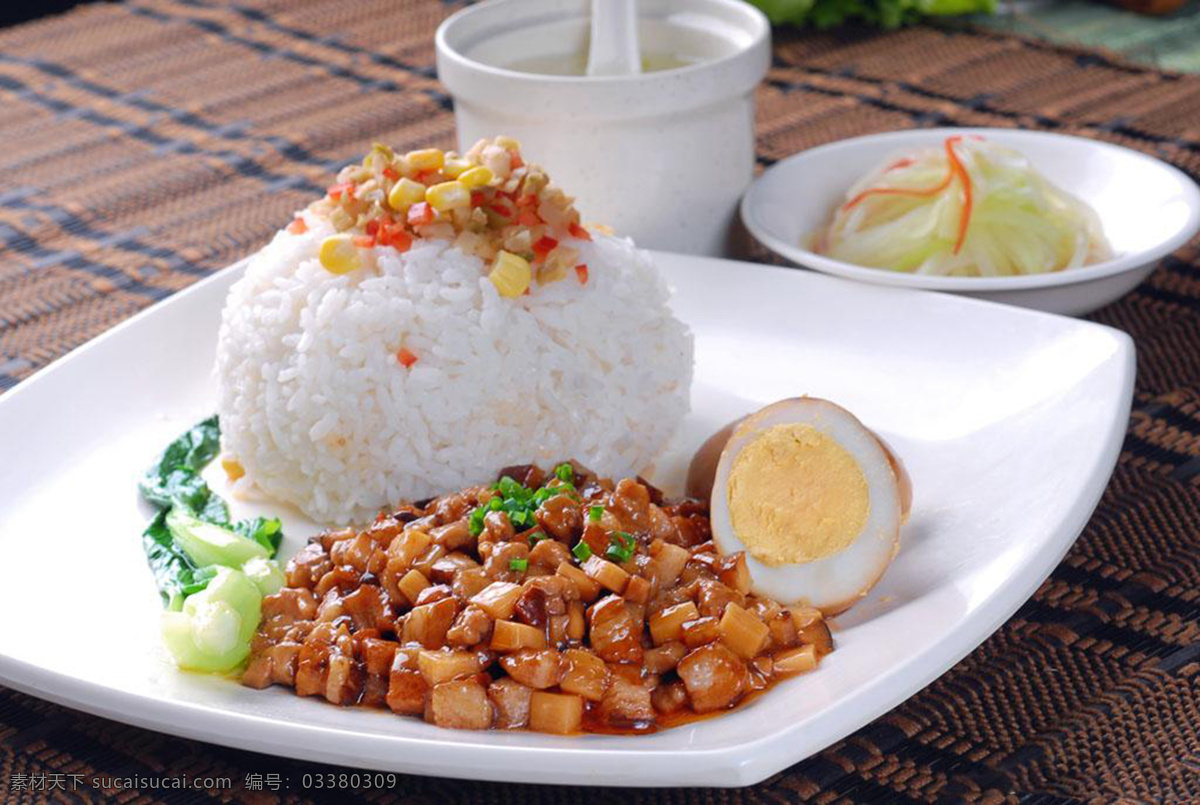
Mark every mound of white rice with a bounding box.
[215,218,693,525]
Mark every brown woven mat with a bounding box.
[1,2,1199,802]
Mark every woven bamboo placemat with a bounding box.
[1,2,1198,802]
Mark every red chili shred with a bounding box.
[575,264,589,284]
[532,236,559,258]
[841,137,973,254]
[884,157,916,172]
[396,348,418,368]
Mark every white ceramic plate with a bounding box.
[0,253,1133,787]
[741,127,1200,316]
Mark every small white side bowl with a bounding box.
[741,128,1200,316]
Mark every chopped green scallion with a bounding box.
[468,507,486,536]
[588,505,604,523]
[555,462,574,483]
[572,541,592,562]
[606,532,635,563]
[605,545,629,563]
[509,558,528,572]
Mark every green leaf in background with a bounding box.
[751,0,816,25]
[745,0,994,28]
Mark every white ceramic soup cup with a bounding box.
[741,128,1200,316]
[436,0,770,256]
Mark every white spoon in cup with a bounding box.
[586,0,641,76]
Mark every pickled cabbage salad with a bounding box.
[813,136,1111,277]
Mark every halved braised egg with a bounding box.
[691,398,911,615]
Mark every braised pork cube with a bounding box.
[651,680,689,715]
[286,543,332,589]
[386,648,427,715]
[611,478,651,532]
[535,494,581,541]
[329,532,374,573]
[528,539,572,571]
[446,604,493,648]
[559,648,609,701]
[676,643,751,713]
[241,655,274,689]
[430,520,474,552]
[427,678,493,730]
[499,649,563,689]
[341,584,390,632]
[262,587,318,622]
[790,606,835,656]
[587,596,643,664]
[489,677,533,729]
[598,675,655,728]
[360,637,398,707]
[402,597,458,649]
[429,551,479,584]
[644,641,687,674]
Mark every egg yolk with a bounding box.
[727,423,869,566]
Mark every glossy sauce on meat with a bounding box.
[242,463,833,734]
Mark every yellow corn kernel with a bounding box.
[425,180,470,212]
[406,148,445,171]
[489,250,531,298]
[458,166,494,189]
[495,136,521,151]
[442,157,470,178]
[318,233,362,274]
[221,456,245,481]
[387,177,427,210]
